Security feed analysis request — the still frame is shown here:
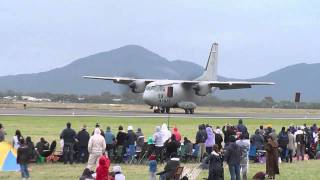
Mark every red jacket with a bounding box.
[172,128,181,142]
[96,155,111,180]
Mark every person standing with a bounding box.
[265,136,279,180]
[224,136,241,180]
[60,122,77,164]
[278,127,289,162]
[77,125,90,163]
[127,126,137,161]
[153,126,164,163]
[105,126,116,158]
[136,128,145,158]
[287,130,295,163]
[214,127,223,151]
[116,125,127,162]
[148,154,157,180]
[205,126,215,154]
[236,134,250,180]
[196,124,207,161]
[87,128,106,170]
[0,123,5,142]
[295,127,306,161]
[206,144,224,180]
[17,138,31,180]
[13,130,23,149]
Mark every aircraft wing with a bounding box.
[83,76,155,85]
[181,81,275,90]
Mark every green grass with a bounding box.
[0,116,320,179]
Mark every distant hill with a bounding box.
[0,45,203,95]
[216,63,320,102]
[0,45,319,102]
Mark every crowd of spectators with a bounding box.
[1,120,320,180]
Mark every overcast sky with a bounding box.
[1,0,319,78]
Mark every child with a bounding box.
[148,154,157,180]
[96,155,111,180]
[17,138,30,180]
[113,165,125,180]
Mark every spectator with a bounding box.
[127,126,137,161]
[116,125,127,162]
[60,122,77,164]
[172,127,181,142]
[236,119,248,137]
[214,126,223,151]
[205,126,215,154]
[35,137,50,157]
[153,126,164,162]
[287,130,295,163]
[17,138,31,180]
[0,123,5,142]
[206,144,224,180]
[25,136,37,161]
[79,168,94,180]
[269,129,278,142]
[222,124,236,146]
[87,128,106,170]
[77,125,90,163]
[136,128,145,158]
[295,127,306,161]
[96,154,111,180]
[265,136,279,180]
[92,123,105,138]
[236,134,250,180]
[258,125,265,136]
[224,136,241,180]
[158,154,180,180]
[165,134,181,159]
[278,127,289,161]
[161,124,171,143]
[196,124,207,161]
[105,126,116,158]
[113,165,125,180]
[13,129,23,149]
[250,129,264,150]
[148,154,157,180]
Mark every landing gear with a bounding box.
[165,107,170,114]
[153,106,170,114]
[184,109,194,114]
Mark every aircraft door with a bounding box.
[167,86,173,98]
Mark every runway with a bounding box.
[0,108,320,119]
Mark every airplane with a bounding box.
[83,43,274,114]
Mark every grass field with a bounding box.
[0,116,320,180]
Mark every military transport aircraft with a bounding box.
[83,43,274,114]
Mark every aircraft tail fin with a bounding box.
[195,43,218,81]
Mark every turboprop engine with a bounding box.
[128,80,146,93]
[193,82,212,96]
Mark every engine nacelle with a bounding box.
[129,80,146,93]
[193,82,211,96]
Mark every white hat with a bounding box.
[128,126,133,131]
[113,165,122,173]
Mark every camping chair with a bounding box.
[137,142,149,164]
[185,143,194,162]
[179,144,187,162]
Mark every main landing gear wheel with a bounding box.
[184,109,194,114]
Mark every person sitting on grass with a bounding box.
[96,154,111,180]
[113,165,125,180]
[17,138,31,180]
[79,168,94,180]
[35,137,50,157]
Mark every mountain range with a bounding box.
[0,45,319,102]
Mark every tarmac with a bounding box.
[0,108,319,119]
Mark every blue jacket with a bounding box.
[105,131,115,145]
